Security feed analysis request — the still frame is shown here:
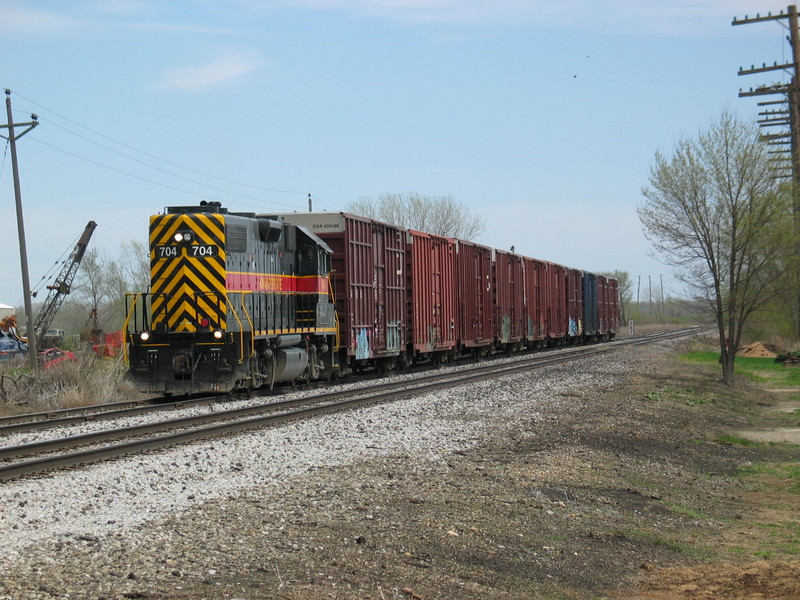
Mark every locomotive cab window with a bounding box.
[295,226,333,276]
[298,243,318,275]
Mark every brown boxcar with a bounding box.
[455,240,494,352]
[566,267,584,340]
[544,261,567,343]
[406,230,457,358]
[493,249,525,349]
[522,256,548,348]
[597,275,620,339]
[278,212,406,368]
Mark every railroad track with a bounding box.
[0,326,706,482]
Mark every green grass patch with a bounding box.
[663,502,711,521]
[716,434,763,447]
[682,352,800,386]
[737,462,800,495]
[641,384,716,406]
[628,530,701,556]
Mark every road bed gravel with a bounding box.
[1,337,798,600]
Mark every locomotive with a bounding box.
[125,201,339,394]
[125,202,619,395]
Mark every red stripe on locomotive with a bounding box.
[226,273,330,294]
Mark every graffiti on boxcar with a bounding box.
[569,318,580,337]
[356,327,371,359]
[386,322,401,352]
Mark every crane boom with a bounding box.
[33,221,97,339]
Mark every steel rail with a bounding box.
[0,326,707,482]
[0,326,705,435]
[0,396,225,435]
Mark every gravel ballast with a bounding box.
[3,338,797,600]
[0,346,618,598]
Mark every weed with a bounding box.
[628,530,697,555]
[664,502,710,521]
[717,434,762,447]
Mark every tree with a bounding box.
[347,192,485,240]
[639,111,792,385]
[119,240,150,294]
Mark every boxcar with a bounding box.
[455,239,494,355]
[522,256,548,349]
[278,212,406,371]
[493,249,525,351]
[544,261,568,344]
[406,230,457,361]
[597,275,620,340]
[566,268,584,340]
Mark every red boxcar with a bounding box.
[598,275,620,338]
[279,212,406,368]
[566,268,583,340]
[493,249,525,350]
[544,261,567,343]
[406,230,457,358]
[455,240,494,353]
[522,256,547,347]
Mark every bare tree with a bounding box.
[639,112,792,385]
[347,192,485,240]
[119,240,150,293]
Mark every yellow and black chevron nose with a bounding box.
[149,212,227,332]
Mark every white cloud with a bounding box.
[155,50,267,92]
[0,5,84,36]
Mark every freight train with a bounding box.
[125,202,619,395]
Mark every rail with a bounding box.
[0,326,707,482]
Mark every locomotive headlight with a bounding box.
[140,331,151,342]
[173,232,192,243]
[212,330,224,340]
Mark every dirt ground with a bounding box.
[251,338,800,600]
[3,337,800,600]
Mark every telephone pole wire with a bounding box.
[1,89,39,371]
[733,6,800,336]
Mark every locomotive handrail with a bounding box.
[236,291,255,359]
[224,291,251,364]
[327,272,341,351]
[122,293,143,363]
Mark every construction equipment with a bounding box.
[33,221,97,344]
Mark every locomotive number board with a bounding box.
[154,245,218,258]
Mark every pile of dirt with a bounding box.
[736,341,780,358]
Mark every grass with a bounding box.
[628,530,702,556]
[716,434,765,447]
[663,502,711,521]
[682,351,800,386]
[737,462,800,495]
[0,353,136,414]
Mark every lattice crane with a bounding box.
[33,221,97,340]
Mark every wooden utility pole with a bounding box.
[0,90,39,371]
[734,6,800,336]
[734,7,800,184]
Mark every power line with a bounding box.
[27,135,301,210]
[10,91,310,198]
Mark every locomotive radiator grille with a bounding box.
[149,212,227,332]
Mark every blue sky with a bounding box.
[0,0,790,306]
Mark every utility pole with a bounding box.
[0,90,39,371]
[733,7,800,187]
[733,6,800,336]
